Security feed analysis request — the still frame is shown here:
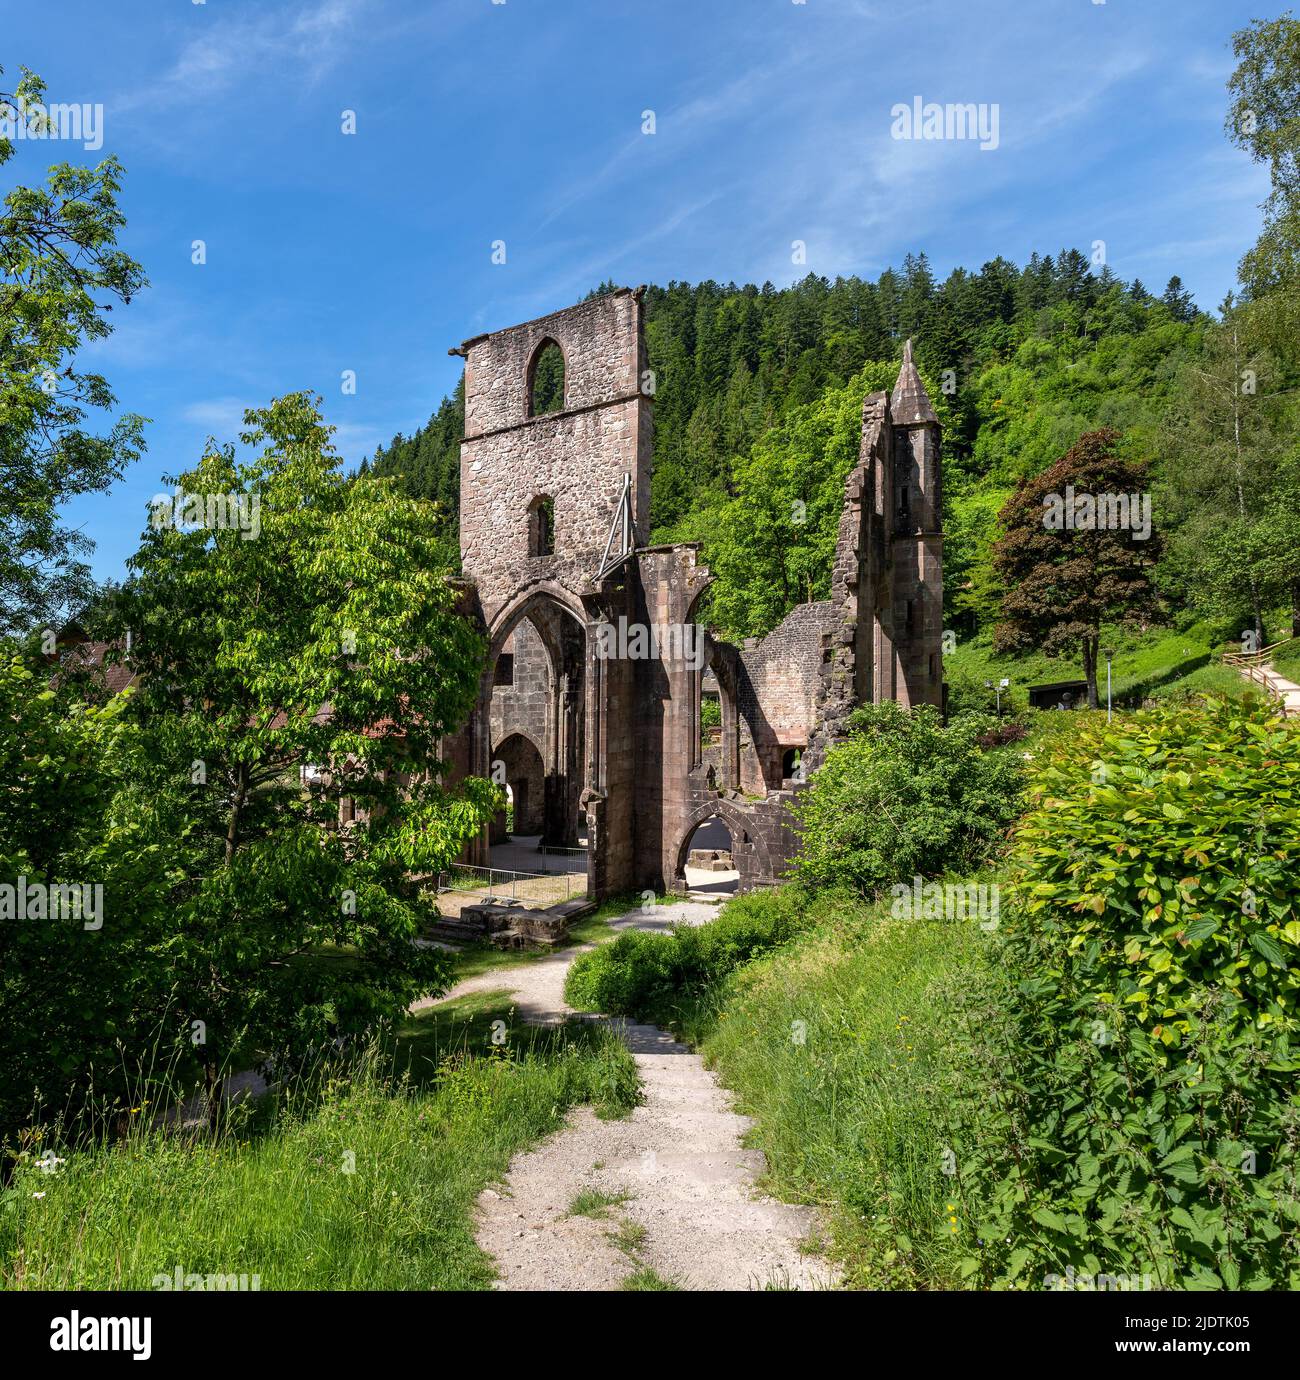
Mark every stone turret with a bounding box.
[889,339,944,709]
[890,338,939,426]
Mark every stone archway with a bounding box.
[491,732,546,837]
[667,798,776,893]
[467,581,595,883]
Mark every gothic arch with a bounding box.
[525,336,566,417]
[668,798,775,887]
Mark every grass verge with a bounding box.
[0,1006,639,1290]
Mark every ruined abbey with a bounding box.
[442,286,944,898]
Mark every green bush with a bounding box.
[950,696,1300,1290]
[564,887,810,1019]
[792,702,1025,895]
[1013,694,1300,1038]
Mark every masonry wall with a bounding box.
[458,288,651,623]
[489,618,551,759]
[732,601,835,786]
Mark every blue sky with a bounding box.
[4,0,1273,585]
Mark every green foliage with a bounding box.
[2,395,500,1144]
[105,393,498,1107]
[994,429,1161,706]
[1010,696,1300,1037]
[564,887,811,1019]
[946,697,1300,1290]
[0,652,172,1146]
[663,358,955,640]
[529,340,565,415]
[791,703,1024,896]
[0,63,147,634]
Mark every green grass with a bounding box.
[688,894,988,1289]
[1272,635,1300,682]
[608,1218,648,1259]
[621,1266,679,1290]
[945,617,1240,714]
[0,1011,640,1291]
[566,1188,633,1219]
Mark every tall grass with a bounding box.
[696,900,989,1288]
[1,1008,638,1291]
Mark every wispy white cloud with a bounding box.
[118,0,368,113]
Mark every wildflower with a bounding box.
[32,1192,46,1200]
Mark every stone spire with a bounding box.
[890,339,939,426]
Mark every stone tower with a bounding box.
[889,339,944,710]
[809,340,945,762]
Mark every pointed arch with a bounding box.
[526,337,566,417]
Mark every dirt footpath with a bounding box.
[434,901,839,1291]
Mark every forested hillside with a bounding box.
[364,257,1208,640]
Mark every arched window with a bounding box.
[527,338,566,417]
[528,495,555,558]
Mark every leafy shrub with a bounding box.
[1013,694,1299,1038]
[792,702,1025,895]
[565,931,681,1016]
[950,696,1300,1290]
[564,888,810,1019]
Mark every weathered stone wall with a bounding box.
[732,601,835,787]
[890,420,944,710]
[457,288,651,624]
[489,618,551,761]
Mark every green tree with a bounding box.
[1157,300,1294,643]
[0,650,175,1146]
[113,393,497,1124]
[792,702,1023,896]
[1227,9,1300,348]
[0,64,146,636]
[993,429,1160,707]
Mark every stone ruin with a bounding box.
[440,286,944,899]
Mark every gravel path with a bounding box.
[430,901,839,1292]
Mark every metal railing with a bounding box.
[437,862,586,906]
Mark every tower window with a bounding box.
[528,339,566,417]
[528,495,555,558]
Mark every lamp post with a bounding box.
[1104,648,1114,723]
